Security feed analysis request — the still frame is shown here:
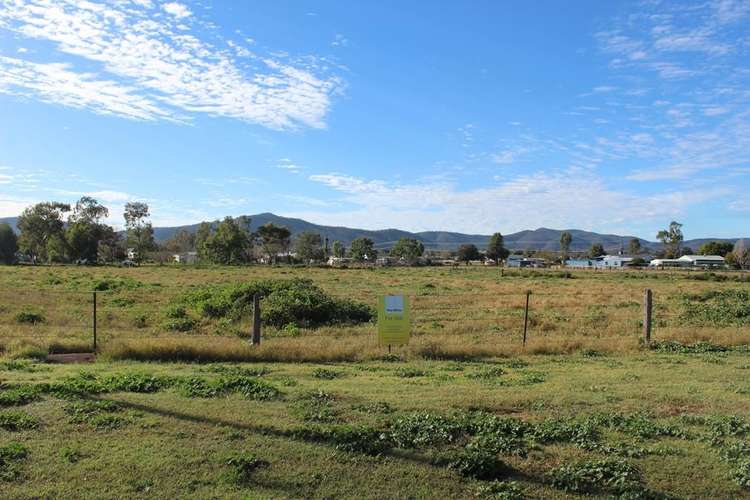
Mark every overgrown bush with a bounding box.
[174,278,373,329]
[15,310,44,325]
[548,459,643,494]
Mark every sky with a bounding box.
[0,0,749,240]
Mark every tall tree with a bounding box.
[202,216,251,264]
[390,237,424,264]
[656,221,683,259]
[67,197,110,262]
[195,222,213,262]
[294,232,324,263]
[486,232,510,262]
[331,240,345,258]
[457,243,480,263]
[559,231,573,263]
[0,223,18,264]
[256,223,291,264]
[698,241,735,257]
[17,202,70,263]
[124,202,155,263]
[97,225,123,263]
[628,238,642,256]
[589,243,606,258]
[349,237,376,262]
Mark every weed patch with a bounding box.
[680,290,750,327]
[312,368,345,380]
[548,459,643,495]
[0,410,39,431]
[0,385,41,407]
[0,443,28,482]
[15,310,44,325]
[223,453,269,485]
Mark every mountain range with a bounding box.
[0,213,745,253]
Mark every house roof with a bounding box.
[678,255,725,262]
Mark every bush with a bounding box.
[224,453,269,485]
[448,445,507,480]
[175,278,374,329]
[548,459,643,494]
[15,310,45,325]
[0,410,39,431]
[0,442,29,482]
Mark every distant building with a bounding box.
[507,256,546,268]
[173,251,198,264]
[327,256,353,266]
[650,255,726,269]
[126,248,138,260]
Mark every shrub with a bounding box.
[448,446,507,480]
[0,442,29,482]
[175,278,373,329]
[15,310,45,325]
[389,412,467,448]
[312,368,345,380]
[214,376,281,401]
[0,385,41,407]
[224,453,269,485]
[0,410,39,431]
[548,459,643,494]
[475,480,525,500]
[680,290,750,327]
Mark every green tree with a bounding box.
[390,237,424,264]
[195,222,213,262]
[656,221,683,259]
[628,238,642,256]
[256,223,291,264]
[486,232,510,262]
[17,201,70,263]
[67,197,110,262]
[331,240,345,258]
[589,243,605,258]
[0,223,18,264]
[559,231,573,263]
[124,202,155,263]
[97,225,123,263]
[457,243,480,263]
[202,216,251,264]
[349,237,376,262]
[698,241,734,257]
[294,232,324,263]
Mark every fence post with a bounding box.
[92,291,97,352]
[522,290,531,346]
[252,293,261,345]
[643,289,652,343]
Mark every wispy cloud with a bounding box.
[0,0,342,129]
[303,171,727,234]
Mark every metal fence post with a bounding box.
[92,291,97,351]
[252,293,261,345]
[643,289,652,343]
[523,290,531,346]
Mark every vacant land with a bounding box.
[0,265,749,497]
[0,265,748,360]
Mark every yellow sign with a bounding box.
[377,295,410,346]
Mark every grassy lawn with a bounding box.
[0,265,748,496]
[2,353,750,497]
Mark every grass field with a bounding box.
[0,265,749,497]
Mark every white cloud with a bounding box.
[0,0,342,129]
[729,199,750,212]
[275,159,304,174]
[491,147,529,165]
[163,2,191,19]
[301,172,725,234]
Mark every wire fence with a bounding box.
[2,280,744,354]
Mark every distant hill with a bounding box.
[0,217,18,233]
[1,213,745,252]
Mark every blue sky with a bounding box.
[0,0,749,239]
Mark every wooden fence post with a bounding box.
[523,290,531,346]
[92,291,97,352]
[643,289,652,343]
[252,294,261,345]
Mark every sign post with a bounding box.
[377,295,410,349]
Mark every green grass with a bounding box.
[0,265,749,496]
[0,353,747,497]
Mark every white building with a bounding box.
[649,255,725,268]
[173,251,198,264]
